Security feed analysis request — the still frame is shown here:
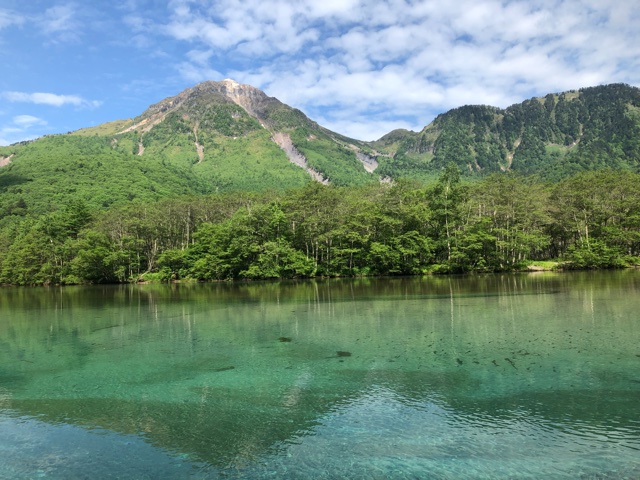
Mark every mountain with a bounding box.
[0,79,376,215]
[1,81,639,216]
[80,79,378,186]
[372,83,640,180]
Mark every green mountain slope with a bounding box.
[97,79,374,187]
[373,84,640,180]
[0,80,377,216]
[0,134,207,216]
[1,81,639,219]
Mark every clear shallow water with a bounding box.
[0,272,639,479]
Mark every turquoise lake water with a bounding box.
[1,272,639,478]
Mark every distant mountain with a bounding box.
[1,81,639,215]
[372,83,640,180]
[0,80,376,214]
[77,79,376,187]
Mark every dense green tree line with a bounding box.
[1,167,639,285]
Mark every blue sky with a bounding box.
[1,0,639,145]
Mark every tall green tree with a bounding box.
[428,163,467,270]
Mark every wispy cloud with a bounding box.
[38,3,81,43]
[0,115,48,146]
[145,0,640,140]
[1,3,89,44]
[0,8,24,30]
[3,91,102,108]
[12,115,47,128]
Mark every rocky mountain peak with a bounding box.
[136,80,266,120]
[221,78,240,87]
[211,79,269,119]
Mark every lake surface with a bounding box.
[1,272,639,479]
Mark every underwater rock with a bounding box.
[213,366,235,372]
[456,358,463,365]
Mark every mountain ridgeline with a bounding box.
[0,79,375,215]
[115,79,374,188]
[373,83,640,180]
[0,81,639,216]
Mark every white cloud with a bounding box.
[13,115,47,128]
[122,14,151,33]
[315,113,423,143]
[0,8,24,30]
[41,4,75,34]
[1,4,89,45]
[0,115,48,146]
[38,3,81,42]
[3,91,102,108]
[136,0,640,139]
[177,61,223,84]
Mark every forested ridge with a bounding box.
[2,83,639,211]
[1,166,638,285]
[374,83,640,180]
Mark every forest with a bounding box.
[374,83,640,181]
[1,165,638,285]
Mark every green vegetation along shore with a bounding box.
[1,166,638,285]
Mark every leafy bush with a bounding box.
[565,241,626,269]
